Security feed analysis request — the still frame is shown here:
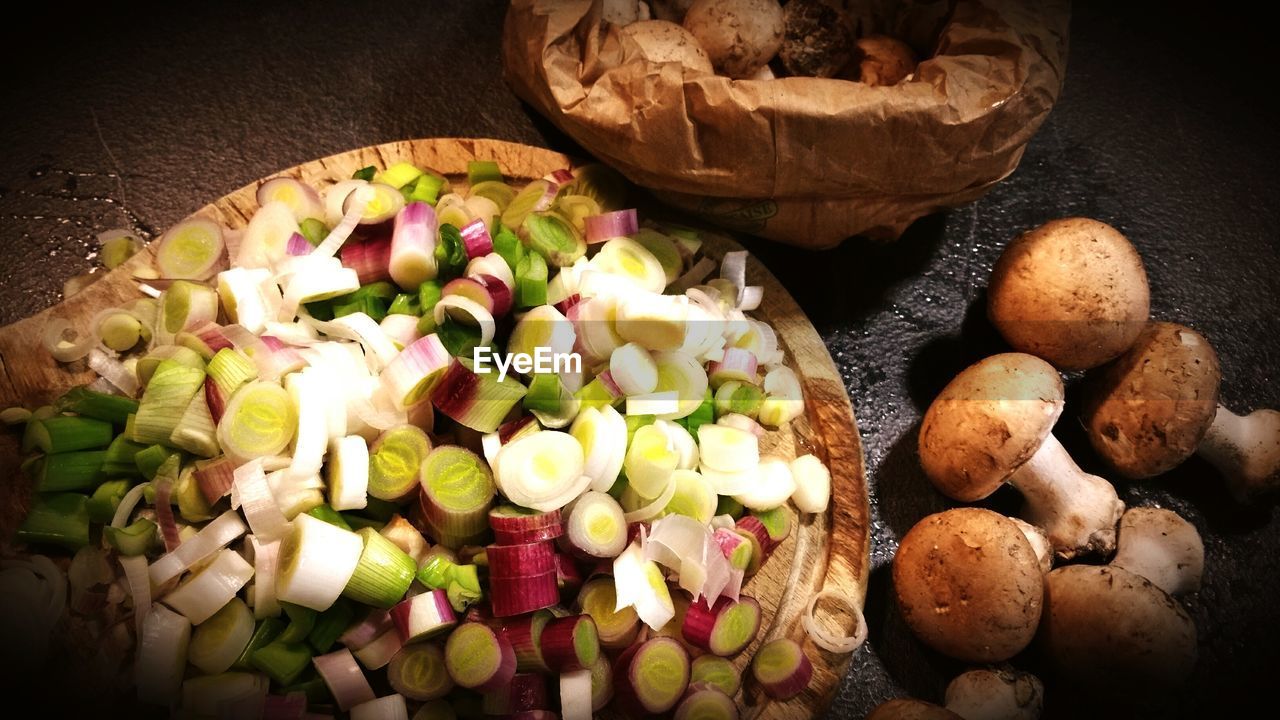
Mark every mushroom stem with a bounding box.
[1007,433,1124,559]
[1008,518,1053,575]
[1110,508,1203,596]
[1196,406,1280,502]
[944,668,1044,720]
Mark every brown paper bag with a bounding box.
[502,0,1070,247]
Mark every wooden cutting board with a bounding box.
[0,137,870,719]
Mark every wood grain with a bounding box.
[0,138,869,718]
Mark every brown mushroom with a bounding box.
[621,20,715,75]
[944,668,1044,720]
[1038,564,1197,696]
[682,0,785,79]
[919,353,1125,559]
[850,35,917,86]
[778,0,853,78]
[1199,406,1280,501]
[1084,321,1279,501]
[988,218,1151,371]
[893,508,1044,663]
[867,699,965,720]
[1110,507,1204,597]
[650,0,696,23]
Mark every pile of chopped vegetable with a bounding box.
[6,158,853,719]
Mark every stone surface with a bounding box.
[1,1,1275,717]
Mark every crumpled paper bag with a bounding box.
[502,0,1070,246]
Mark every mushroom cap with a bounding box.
[919,353,1064,502]
[853,35,917,86]
[1084,322,1221,478]
[1038,565,1197,696]
[944,668,1044,720]
[621,20,716,75]
[1110,507,1204,596]
[893,508,1045,663]
[867,699,964,720]
[683,0,785,79]
[988,218,1150,371]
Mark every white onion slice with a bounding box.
[613,540,675,630]
[111,483,149,529]
[697,424,759,473]
[328,435,370,511]
[43,317,96,363]
[653,419,699,470]
[135,604,191,706]
[234,459,291,541]
[120,554,152,636]
[149,510,248,587]
[247,535,281,619]
[733,456,796,511]
[465,253,516,291]
[87,347,139,396]
[625,390,680,417]
[286,369,328,479]
[314,647,377,712]
[276,513,363,611]
[494,431,588,511]
[570,406,626,493]
[162,548,254,624]
[313,185,372,259]
[803,589,868,654]
[560,669,594,720]
[622,473,678,523]
[790,454,832,514]
[328,313,400,370]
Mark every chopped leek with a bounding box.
[23,415,113,454]
[17,492,90,550]
[56,385,139,425]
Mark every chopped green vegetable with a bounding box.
[679,388,715,433]
[467,160,503,186]
[437,316,483,358]
[308,598,355,654]
[104,517,157,556]
[102,435,147,477]
[416,280,444,334]
[277,603,318,644]
[522,211,586,267]
[131,359,206,447]
[388,292,422,317]
[403,171,447,206]
[434,224,468,282]
[22,416,114,454]
[381,162,425,190]
[56,386,140,425]
[514,251,548,308]
[493,223,524,273]
[352,166,377,182]
[298,217,329,246]
[17,492,90,551]
[86,479,132,523]
[306,504,353,531]
[251,639,313,685]
[234,617,286,670]
[32,450,106,492]
[134,444,180,480]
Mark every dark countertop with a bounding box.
[2,2,1276,717]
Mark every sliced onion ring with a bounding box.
[803,589,868,654]
[433,295,496,347]
[43,318,97,362]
